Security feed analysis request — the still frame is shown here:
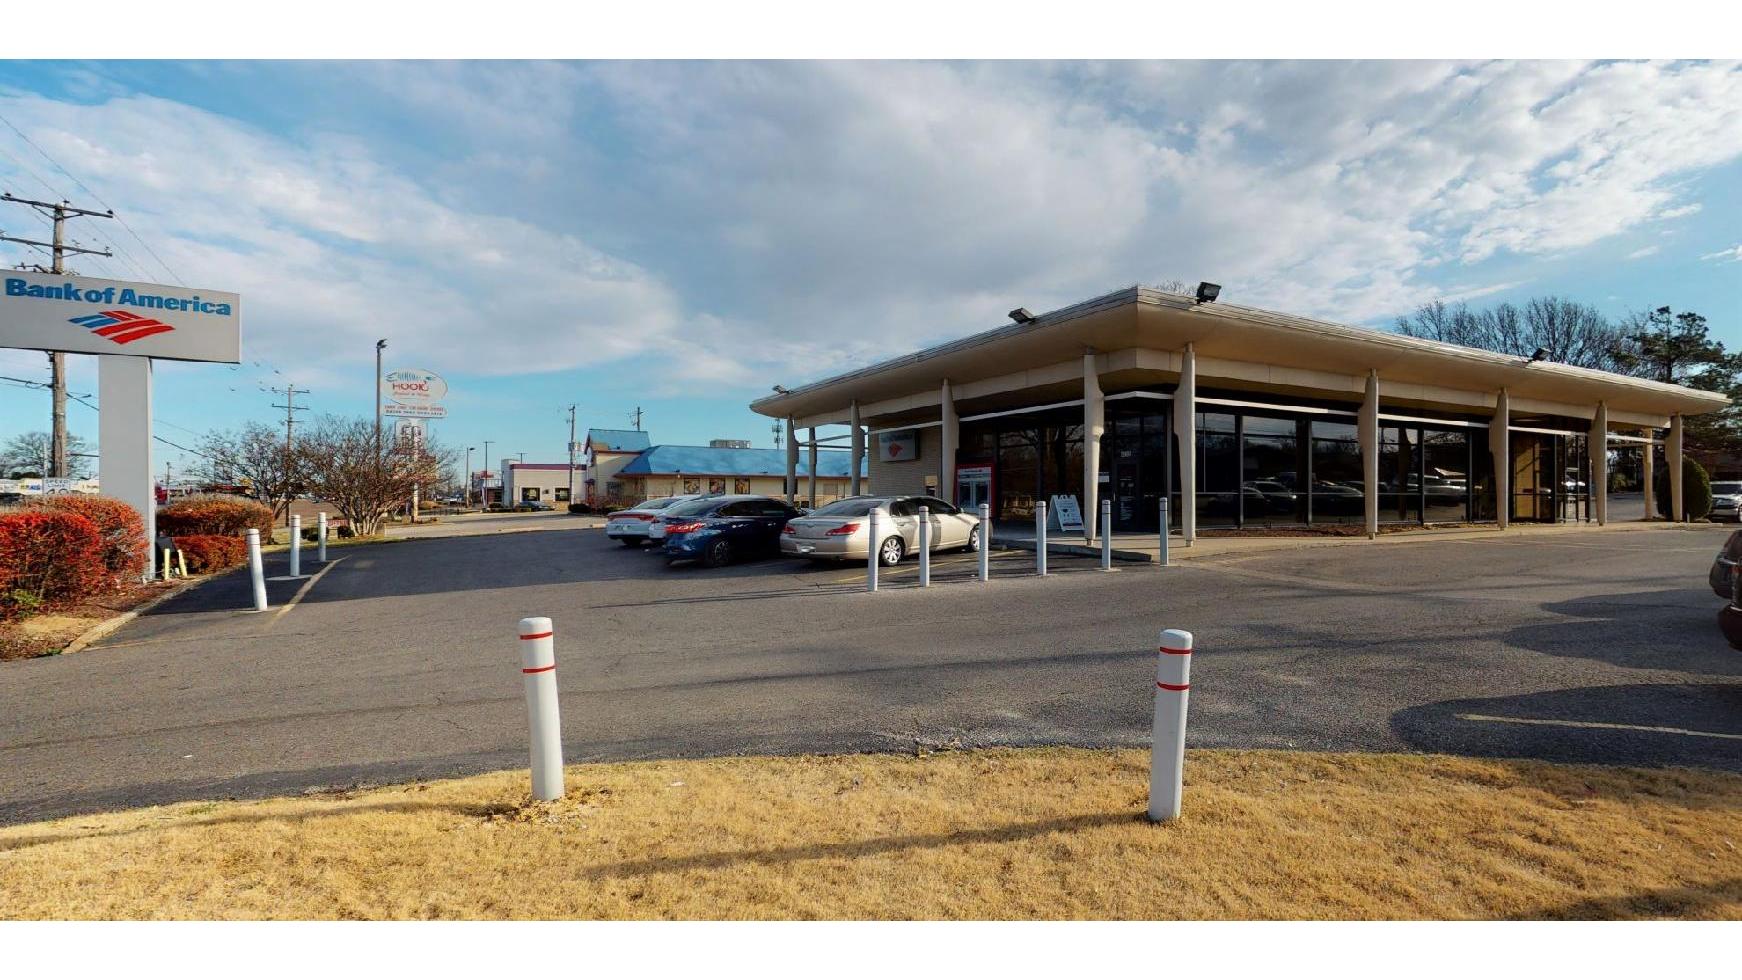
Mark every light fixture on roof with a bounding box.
[772,384,791,394]
[1195,282,1222,304]
[1529,348,1550,363]
[1008,307,1035,324]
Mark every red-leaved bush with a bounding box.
[27,495,147,577]
[173,534,249,574]
[157,494,274,541]
[0,511,109,620]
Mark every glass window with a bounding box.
[522,487,540,502]
[918,496,959,515]
[734,478,751,494]
[555,487,571,502]
[665,498,720,517]
[810,498,876,517]
[1422,429,1469,523]
[1242,431,1302,525]
[1310,420,1363,523]
[1378,424,1420,523]
[1196,428,1239,526]
[889,498,919,518]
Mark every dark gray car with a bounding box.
[1708,529,1742,599]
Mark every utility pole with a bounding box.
[771,421,782,450]
[374,339,388,457]
[567,404,577,509]
[482,439,494,507]
[271,385,309,523]
[2,193,114,478]
[629,405,643,432]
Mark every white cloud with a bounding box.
[1702,244,1742,262]
[1626,245,1660,259]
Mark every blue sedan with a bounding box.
[660,495,803,567]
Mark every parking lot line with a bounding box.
[1455,713,1742,741]
[269,557,346,626]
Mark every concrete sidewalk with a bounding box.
[990,517,1702,564]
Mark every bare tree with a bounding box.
[293,415,452,536]
[3,431,93,479]
[197,421,302,520]
[1395,295,1631,371]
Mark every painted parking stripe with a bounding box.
[1455,713,1742,741]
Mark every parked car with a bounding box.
[1710,481,1742,523]
[605,495,699,546]
[781,494,981,566]
[661,495,802,567]
[512,499,554,512]
[1709,529,1742,599]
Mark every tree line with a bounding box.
[1395,297,1740,463]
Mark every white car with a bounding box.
[1711,481,1742,523]
[605,495,703,546]
[782,494,981,565]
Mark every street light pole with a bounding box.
[567,405,577,509]
[482,439,494,506]
[374,339,387,457]
[465,446,474,508]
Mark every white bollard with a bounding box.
[1159,498,1170,567]
[518,616,565,802]
[867,509,881,593]
[1100,498,1113,571]
[1035,500,1048,576]
[978,503,991,583]
[1148,628,1194,822]
[289,514,302,578]
[317,511,328,563]
[918,505,931,587]
[245,528,268,612]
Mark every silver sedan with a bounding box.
[782,494,982,565]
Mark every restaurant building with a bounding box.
[749,285,1728,542]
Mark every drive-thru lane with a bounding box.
[2,523,1736,823]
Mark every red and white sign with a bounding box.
[877,429,920,462]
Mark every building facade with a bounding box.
[582,428,653,505]
[504,463,588,505]
[615,444,864,508]
[751,285,1727,541]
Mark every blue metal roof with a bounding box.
[586,428,652,453]
[617,444,867,477]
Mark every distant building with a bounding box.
[504,463,587,506]
[582,428,653,504]
[709,438,751,449]
[614,444,865,508]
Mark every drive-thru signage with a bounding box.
[877,429,920,462]
[1048,494,1084,533]
[2,270,240,363]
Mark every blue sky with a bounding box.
[1,60,1739,477]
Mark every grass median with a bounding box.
[2,748,1738,920]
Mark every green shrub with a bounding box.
[1655,456,1713,520]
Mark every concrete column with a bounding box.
[939,379,958,504]
[1491,388,1510,529]
[1642,431,1654,521]
[1591,402,1608,525]
[1669,413,1684,522]
[806,427,818,507]
[1360,369,1379,540]
[1174,344,1197,545]
[849,401,864,495]
[784,417,798,505]
[99,356,155,579]
[1083,352,1104,544]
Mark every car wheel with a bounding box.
[878,535,905,567]
[703,538,733,568]
[965,525,982,553]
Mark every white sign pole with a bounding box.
[98,355,154,580]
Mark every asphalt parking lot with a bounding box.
[1,522,1737,823]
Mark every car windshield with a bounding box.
[808,498,879,517]
[1714,483,1742,495]
[664,498,724,517]
[638,497,680,510]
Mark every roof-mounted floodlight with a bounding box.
[1195,282,1222,304]
[1008,308,1035,324]
[1529,348,1550,363]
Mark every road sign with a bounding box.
[381,367,447,406]
[2,270,240,363]
[394,418,426,451]
[1049,494,1084,533]
[382,403,447,418]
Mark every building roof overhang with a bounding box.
[750,286,1729,424]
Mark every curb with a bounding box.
[59,575,208,656]
[989,536,1153,563]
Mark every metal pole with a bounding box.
[1148,628,1194,822]
[1159,497,1170,567]
[1035,500,1048,576]
[978,502,991,583]
[317,512,328,562]
[374,339,386,457]
[1100,497,1113,570]
[567,405,577,510]
[518,616,564,802]
[246,528,267,612]
[289,514,302,578]
[465,447,473,508]
[918,505,931,587]
[867,509,880,592]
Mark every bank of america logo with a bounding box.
[68,310,176,345]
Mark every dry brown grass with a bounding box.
[2,748,1738,920]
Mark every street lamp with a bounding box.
[482,439,494,506]
[374,338,388,455]
[465,446,475,508]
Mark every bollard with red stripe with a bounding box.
[1148,628,1193,822]
[518,616,565,801]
